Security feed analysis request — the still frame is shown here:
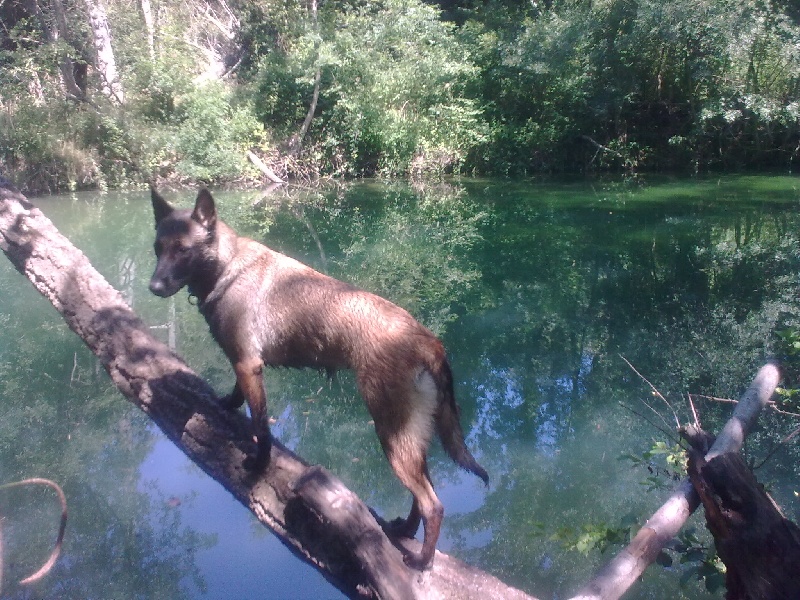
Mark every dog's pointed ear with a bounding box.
[151,187,173,227]
[192,189,217,230]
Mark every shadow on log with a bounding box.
[0,181,537,599]
[687,441,800,600]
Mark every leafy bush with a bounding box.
[465,0,800,174]
[173,82,265,183]
[250,0,487,177]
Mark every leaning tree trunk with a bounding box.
[0,180,537,599]
[286,0,321,156]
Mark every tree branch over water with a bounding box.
[0,181,536,599]
[570,362,781,600]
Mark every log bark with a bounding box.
[687,445,800,600]
[0,180,536,600]
[570,362,781,600]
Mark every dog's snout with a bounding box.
[149,277,168,297]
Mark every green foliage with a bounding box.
[621,440,687,491]
[173,82,264,182]
[0,0,267,191]
[463,0,800,174]
[668,528,727,594]
[251,0,487,176]
[552,514,636,555]
[3,0,800,189]
[775,326,800,410]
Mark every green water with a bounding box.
[2,176,800,599]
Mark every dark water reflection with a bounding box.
[1,176,799,599]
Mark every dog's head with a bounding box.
[149,188,218,298]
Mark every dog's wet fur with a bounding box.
[148,188,488,569]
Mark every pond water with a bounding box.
[2,176,800,599]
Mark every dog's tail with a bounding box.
[436,362,489,486]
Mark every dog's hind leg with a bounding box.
[360,366,443,568]
[386,448,443,570]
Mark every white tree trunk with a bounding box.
[84,0,125,103]
[140,0,156,61]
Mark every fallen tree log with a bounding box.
[570,362,781,600]
[0,181,536,599]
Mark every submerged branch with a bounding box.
[620,355,680,429]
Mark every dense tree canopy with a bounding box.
[1,0,799,191]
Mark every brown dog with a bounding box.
[148,188,488,569]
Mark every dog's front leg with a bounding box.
[234,357,272,470]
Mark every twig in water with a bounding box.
[620,355,681,430]
[618,402,680,445]
[686,393,700,429]
[689,393,737,404]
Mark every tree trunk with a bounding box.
[140,0,155,61]
[246,150,285,184]
[287,0,320,155]
[0,180,537,600]
[84,0,124,103]
[288,65,321,155]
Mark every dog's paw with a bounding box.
[242,453,269,472]
[402,551,433,571]
[242,440,272,472]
